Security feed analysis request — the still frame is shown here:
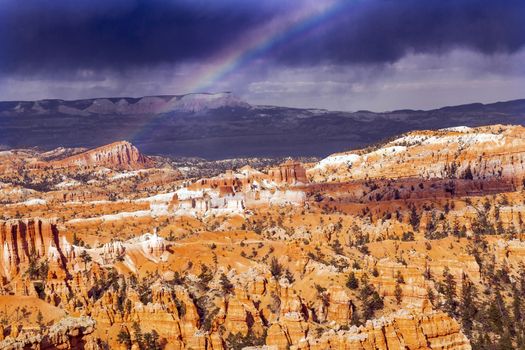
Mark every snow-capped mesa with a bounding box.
[166,92,251,113]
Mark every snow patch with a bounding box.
[440,126,473,132]
[67,210,151,223]
[55,179,82,189]
[17,198,47,206]
[314,153,360,169]
[137,191,176,203]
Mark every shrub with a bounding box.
[270,257,283,278]
[402,231,415,241]
[346,272,359,290]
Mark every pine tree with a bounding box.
[498,330,514,350]
[463,165,474,180]
[117,329,132,348]
[394,282,402,305]
[79,250,92,271]
[220,273,234,295]
[409,206,420,231]
[396,271,404,284]
[359,274,383,320]
[132,321,143,347]
[346,271,359,290]
[441,267,458,316]
[331,239,344,255]
[486,290,507,334]
[427,287,435,305]
[36,311,44,331]
[459,275,476,337]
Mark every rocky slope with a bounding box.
[309,124,525,184]
[280,309,471,350]
[0,316,97,350]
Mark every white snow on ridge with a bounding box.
[390,132,503,147]
[314,127,506,172]
[110,172,138,180]
[23,198,47,205]
[368,145,407,157]
[74,232,167,270]
[314,153,360,169]
[440,126,473,132]
[136,191,176,203]
[110,169,150,181]
[419,133,503,146]
[9,198,47,206]
[315,146,407,170]
[174,188,205,200]
[55,179,82,189]
[151,203,169,216]
[67,210,151,223]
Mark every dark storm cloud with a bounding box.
[276,0,525,65]
[0,0,290,73]
[0,0,524,74]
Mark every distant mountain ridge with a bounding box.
[1,94,524,159]
[0,92,249,116]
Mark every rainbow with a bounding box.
[131,1,349,144]
[184,0,350,93]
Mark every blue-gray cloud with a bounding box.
[0,0,289,73]
[277,0,525,65]
[1,0,524,75]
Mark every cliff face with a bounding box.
[284,310,471,350]
[268,161,308,184]
[50,141,153,170]
[0,218,63,281]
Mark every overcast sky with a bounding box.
[1,0,524,111]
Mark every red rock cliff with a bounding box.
[0,218,62,282]
[50,141,153,170]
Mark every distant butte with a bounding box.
[47,141,154,170]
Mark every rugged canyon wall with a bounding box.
[0,218,64,282]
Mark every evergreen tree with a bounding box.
[359,274,383,320]
[346,271,359,290]
[409,206,420,231]
[486,290,508,335]
[463,165,474,180]
[220,273,234,295]
[396,271,404,284]
[394,282,402,305]
[459,275,476,337]
[441,267,458,316]
[117,329,132,348]
[132,321,143,347]
[36,311,44,330]
[143,330,161,350]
